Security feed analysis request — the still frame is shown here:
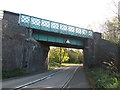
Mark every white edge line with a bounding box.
[15,66,71,89]
[15,72,57,89]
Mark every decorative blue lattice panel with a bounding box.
[41,19,50,31]
[30,17,41,29]
[60,24,68,34]
[75,27,82,36]
[19,14,93,39]
[88,30,93,38]
[81,29,88,37]
[19,14,30,27]
[51,21,59,33]
[68,25,75,35]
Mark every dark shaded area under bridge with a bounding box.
[1,11,119,73]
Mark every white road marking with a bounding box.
[14,66,79,89]
[15,72,57,89]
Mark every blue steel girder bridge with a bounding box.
[2,11,118,74]
[19,14,93,49]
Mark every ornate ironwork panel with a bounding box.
[41,19,50,31]
[60,24,67,34]
[30,17,41,29]
[19,14,93,38]
[19,14,30,27]
[68,25,75,35]
[51,21,59,32]
[76,27,82,36]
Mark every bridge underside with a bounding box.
[32,29,84,49]
[38,41,84,49]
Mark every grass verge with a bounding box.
[48,62,65,69]
[62,63,80,66]
[85,68,120,89]
[48,62,80,69]
[2,63,80,79]
[2,68,27,79]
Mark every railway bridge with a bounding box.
[1,11,118,73]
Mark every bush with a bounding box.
[2,68,27,79]
[87,68,119,89]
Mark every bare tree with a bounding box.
[102,0,120,44]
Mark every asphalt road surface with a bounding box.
[2,64,90,89]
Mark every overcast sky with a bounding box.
[0,0,119,32]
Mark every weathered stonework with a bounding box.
[84,32,119,68]
[0,11,3,89]
[2,11,49,73]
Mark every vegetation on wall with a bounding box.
[89,15,120,88]
[100,0,120,75]
[2,68,27,79]
[86,2,120,88]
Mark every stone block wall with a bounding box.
[2,11,49,73]
[84,32,119,68]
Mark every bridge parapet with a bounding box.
[19,14,93,38]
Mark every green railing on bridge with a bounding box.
[19,14,93,38]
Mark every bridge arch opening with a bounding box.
[48,46,84,69]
